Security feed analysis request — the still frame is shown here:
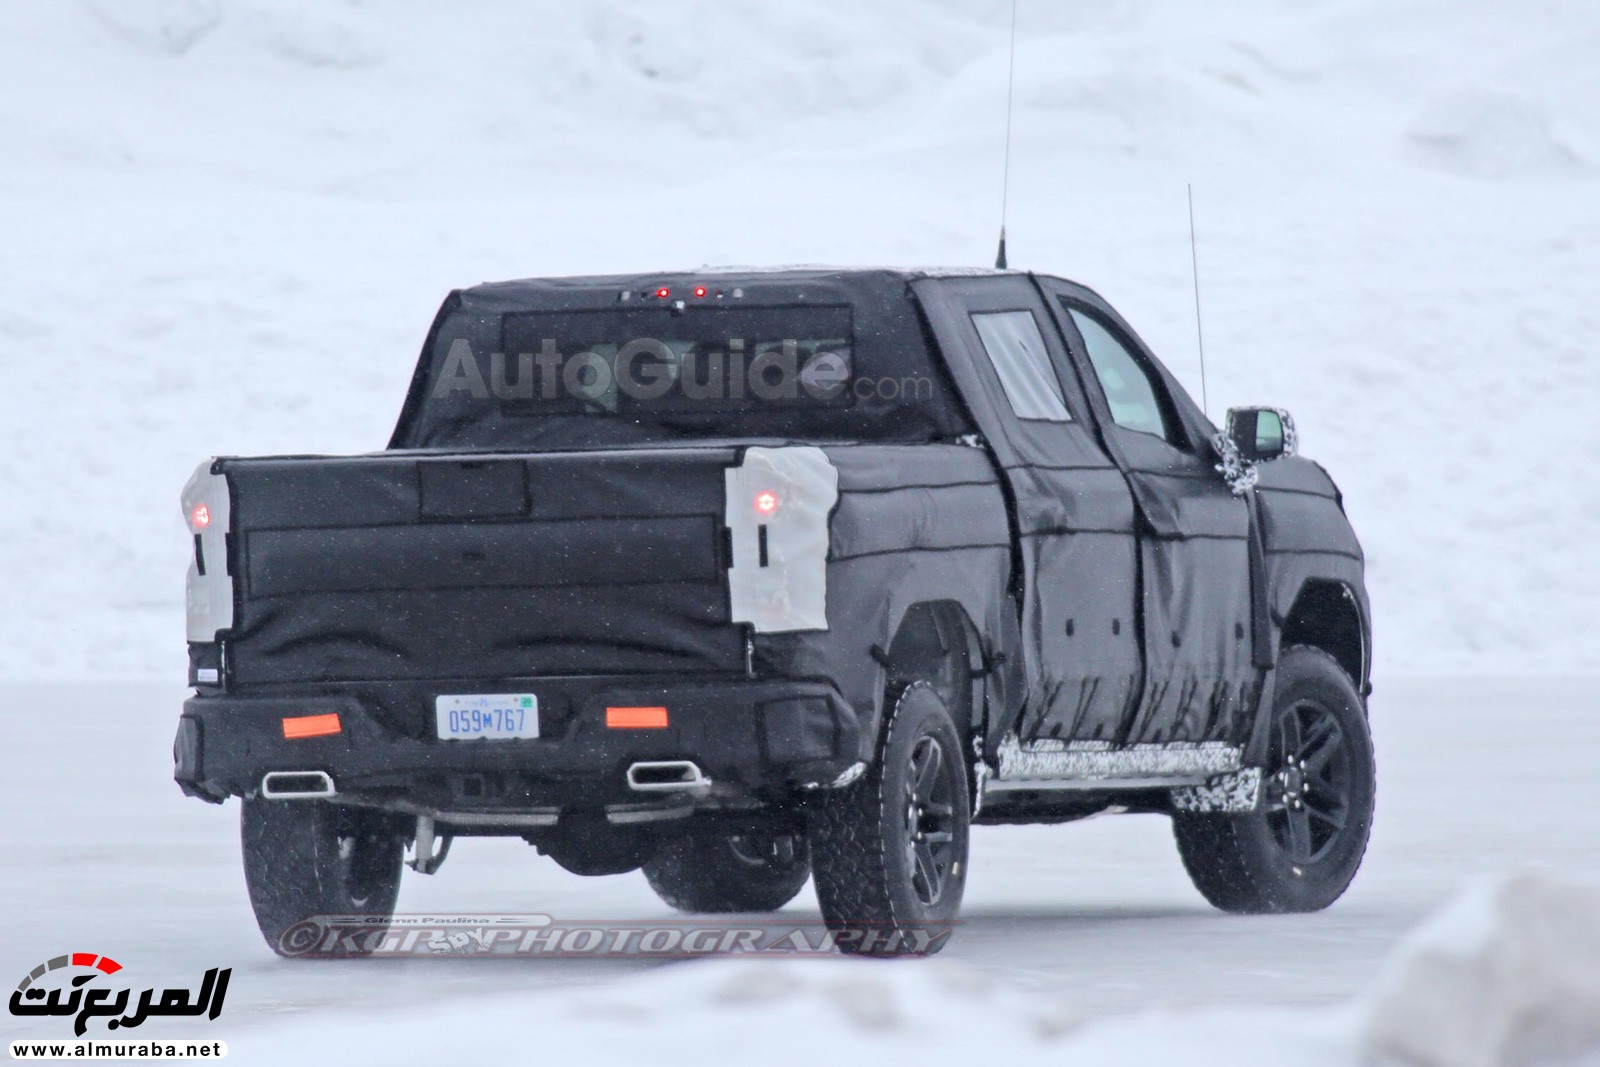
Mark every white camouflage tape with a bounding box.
[1170,767,1263,813]
[995,733,1243,782]
[725,446,838,633]
[182,460,233,642]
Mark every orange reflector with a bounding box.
[282,713,342,739]
[606,706,669,729]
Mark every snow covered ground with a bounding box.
[4,1,1600,1064]
[4,675,1599,1063]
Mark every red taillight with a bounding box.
[655,286,671,299]
[282,713,342,739]
[190,503,211,530]
[693,286,708,298]
[754,490,779,516]
[606,706,669,729]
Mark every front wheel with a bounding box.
[643,827,810,913]
[241,798,404,957]
[807,681,970,956]
[1174,645,1376,914]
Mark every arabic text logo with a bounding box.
[9,953,230,1037]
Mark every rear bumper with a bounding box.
[173,677,862,816]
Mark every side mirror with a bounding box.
[1225,407,1297,462]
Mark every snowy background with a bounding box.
[3,1,1599,1064]
[1,0,1598,678]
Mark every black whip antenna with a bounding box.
[1187,182,1210,417]
[995,0,1019,269]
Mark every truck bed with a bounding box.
[218,447,745,697]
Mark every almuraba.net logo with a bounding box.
[9,952,229,1037]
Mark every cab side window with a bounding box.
[970,309,1073,422]
[1067,306,1182,448]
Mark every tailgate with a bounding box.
[218,448,742,685]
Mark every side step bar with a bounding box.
[984,735,1261,812]
[991,735,1241,787]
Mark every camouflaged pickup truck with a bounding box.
[175,267,1373,956]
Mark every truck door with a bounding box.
[912,276,1142,749]
[1039,280,1256,745]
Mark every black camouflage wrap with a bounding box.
[182,268,1368,802]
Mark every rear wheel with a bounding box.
[241,798,404,957]
[1174,645,1375,913]
[808,681,970,956]
[643,826,810,913]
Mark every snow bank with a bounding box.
[227,874,1600,1067]
[1362,872,1600,1067]
[232,950,1344,1067]
[81,0,223,57]
[1408,92,1586,179]
[1,1,1599,678]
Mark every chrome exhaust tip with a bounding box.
[625,760,711,793]
[261,770,337,799]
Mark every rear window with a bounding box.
[488,305,855,415]
[397,283,975,450]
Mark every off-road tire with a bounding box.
[241,798,404,957]
[1174,645,1376,913]
[642,828,810,913]
[808,681,970,956]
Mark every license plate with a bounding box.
[435,693,540,740]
